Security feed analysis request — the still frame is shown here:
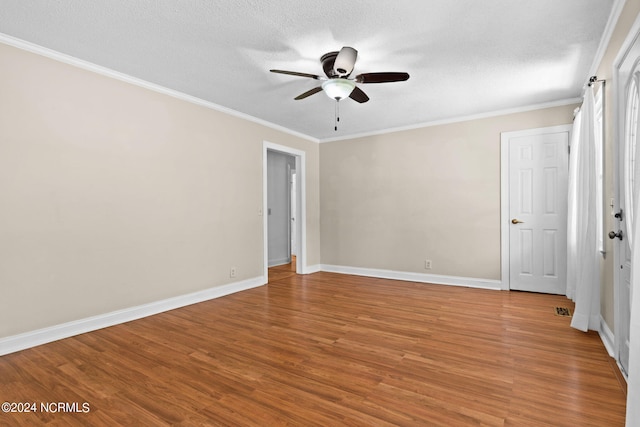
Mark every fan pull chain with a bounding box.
[334,99,340,131]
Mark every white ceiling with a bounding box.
[0,0,614,141]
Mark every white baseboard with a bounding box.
[320,264,502,290]
[303,264,322,274]
[599,315,615,358]
[0,276,266,356]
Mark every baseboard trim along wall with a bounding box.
[304,264,322,274]
[320,264,503,290]
[599,315,615,358]
[0,276,266,356]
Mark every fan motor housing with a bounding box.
[320,51,340,78]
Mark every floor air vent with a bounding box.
[555,307,572,317]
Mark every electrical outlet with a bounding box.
[425,260,432,270]
[230,267,237,278]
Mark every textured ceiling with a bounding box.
[0,0,614,141]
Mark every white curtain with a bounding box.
[566,109,582,302]
[567,86,600,332]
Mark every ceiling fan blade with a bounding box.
[334,46,358,77]
[355,72,410,83]
[349,86,369,103]
[270,69,323,80]
[294,86,323,100]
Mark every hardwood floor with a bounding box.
[268,256,297,282]
[1,266,626,426]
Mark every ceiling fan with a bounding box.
[270,46,410,104]
[270,46,409,130]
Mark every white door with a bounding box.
[504,126,570,294]
[613,27,640,376]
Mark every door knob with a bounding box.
[608,230,623,240]
[511,219,524,224]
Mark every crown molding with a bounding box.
[0,33,320,144]
[318,98,581,143]
[0,32,584,145]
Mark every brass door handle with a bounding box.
[511,219,524,224]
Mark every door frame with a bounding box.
[263,141,306,279]
[500,124,572,290]
[290,169,297,257]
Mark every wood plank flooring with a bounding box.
[1,264,627,426]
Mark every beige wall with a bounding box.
[320,105,576,280]
[0,42,320,338]
[597,0,640,331]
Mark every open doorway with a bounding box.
[262,141,306,280]
[266,150,295,266]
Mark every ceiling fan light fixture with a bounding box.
[322,79,356,100]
